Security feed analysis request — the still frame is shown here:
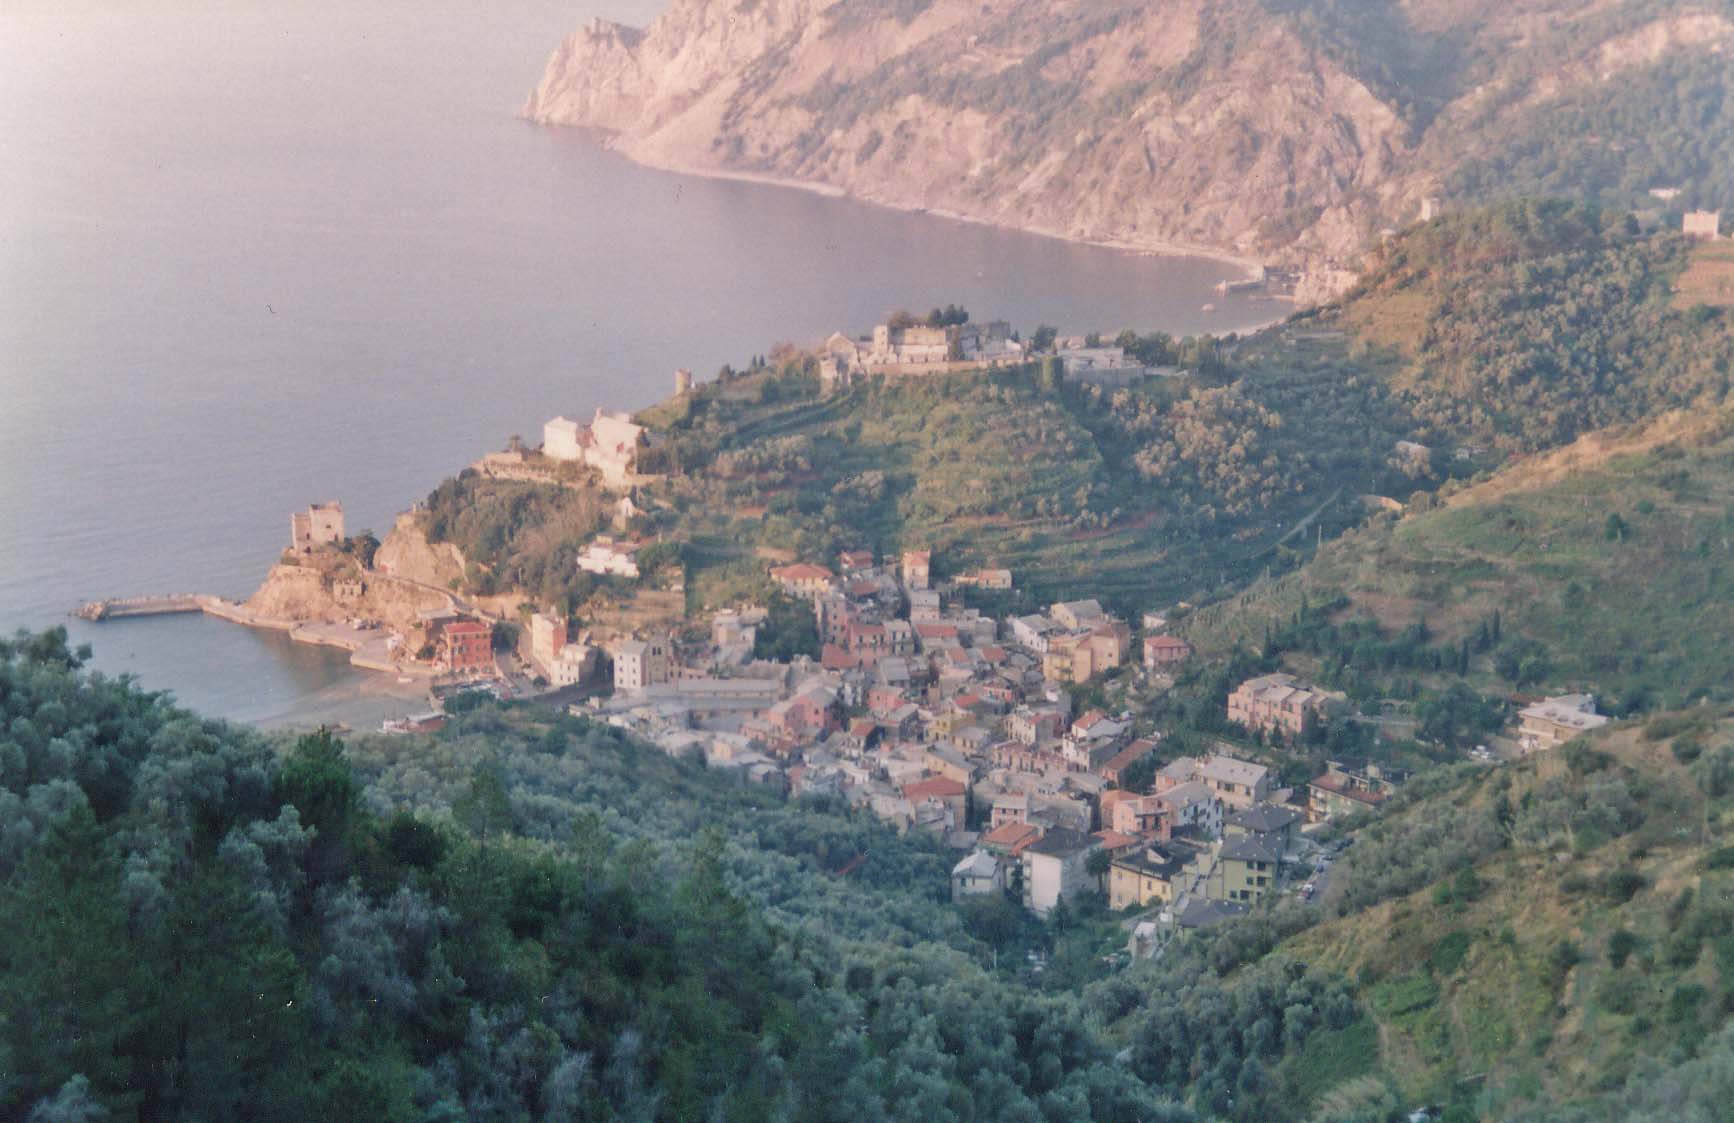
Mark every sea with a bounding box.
[0,0,1278,728]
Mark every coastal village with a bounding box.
[116,298,1628,945]
[180,305,1634,954]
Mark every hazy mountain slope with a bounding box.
[523,0,1734,266]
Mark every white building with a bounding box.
[612,636,670,694]
[578,537,642,578]
[529,612,567,678]
[541,408,649,485]
[1684,210,1723,241]
[1518,694,1610,753]
[543,416,585,461]
[1022,828,1098,915]
[951,851,1004,902]
[550,643,597,688]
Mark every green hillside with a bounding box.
[436,344,1407,615]
[1280,712,1734,1120]
[12,630,1734,1121]
[4,630,1421,1123]
[1188,404,1734,712]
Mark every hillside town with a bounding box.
[463,536,1405,944]
[274,367,1619,942]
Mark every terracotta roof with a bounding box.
[981,820,1043,853]
[1309,774,1386,805]
[1102,738,1159,778]
[1093,829,1140,851]
[904,777,967,800]
[443,620,491,637]
[771,563,835,582]
[821,645,859,670]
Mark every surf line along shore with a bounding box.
[73,594,440,678]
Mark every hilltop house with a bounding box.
[1684,210,1723,240]
[1517,694,1610,753]
[951,851,1004,902]
[956,568,1013,591]
[1143,634,1194,669]
[771,563,838,601]
[542,408,651,485]
[578,536,643,578]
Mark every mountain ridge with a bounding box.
[523,0,1734,275]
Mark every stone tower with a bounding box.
[674,368,694,395]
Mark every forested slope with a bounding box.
[0,630,1373,1122]
[1183,203,1734,711]
[1280,714,1734,1120]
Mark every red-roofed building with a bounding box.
[838,549,875,573]
[439,619,495,675]
[821,644,862,671]
[915,622,960,648]
[981,820,1044,857]
[904,776,967,827]
[1093,830,1142,856]
[1143,634,1194,669]
[1101,737,1160,785]
[770,563,837,599]
[850,621,889,653]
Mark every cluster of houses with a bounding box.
[555,544,1399,939]
[815,315,1190,392]
[821,318,1028,386]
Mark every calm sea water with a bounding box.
[0,0,1276,726]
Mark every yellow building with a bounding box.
[1207,834,1282,904]
[1108,841,1204,911]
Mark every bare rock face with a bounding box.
[522,0,1734,270]
[373,515,465,591]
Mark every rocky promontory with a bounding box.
[523,0,1734,273]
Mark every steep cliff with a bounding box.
[524,0,1734,268]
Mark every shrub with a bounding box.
[1607,929,1640,969]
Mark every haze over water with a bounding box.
[0,0,1275,726]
